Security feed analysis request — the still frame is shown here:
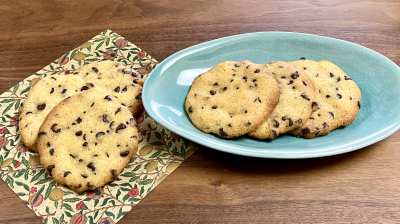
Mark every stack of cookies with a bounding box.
[19,60,143,193]
[185,58,361,140]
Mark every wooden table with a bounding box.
[1,0,400,223]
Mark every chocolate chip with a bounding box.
[37,104,46,110]
[223,87,227,90]
[344,76,352,80]
[74,131,82,136]
[122,68,132,74]
[92,67,98,73]
[273,119,279,128]
[50,88,54,94]
[82,134,86,141]
[79,159,83,162]
[51,124,61,133]
[230,79,234,83]
[50,77,57,81]
[210,90,216,95]
[110,169,118,178]
[104,95,112,101]
[87,83,94,87]
[291,72,299,79]
[337,77,341,82]
[109,121,115,130]
[336,94,342,99]
[297,118,302,123]
[81,174,88,178]
[188,106,193,113]
[87,162,95,172]
[301,128,310,135]
[357,101,361,109]
[38,132,47,137]
[302,81,307,86]
[114,86,120,92]
[329,112,334,118]
[26,112,32,115]
[47,165,55,176]
[115,108,121,115]
[219,128,228,137]
[245,110,247,113]
[301,93,310,101]
[102,114,109,123]
[132,72,138,77]
[115,123,126,133]
[81,86,89,91]
[83,142,88,147]
[323,122,328,128]
[234,63,240,67]
[106,153,109,158]
[330,73,334,77]
[70,154,76,158]
[281,76,286,79]
[47,142,51,147]
[254,97,261,103]
[212,106,217,109]
[310,117,314,119]
[244,122,251,127]
[299,57,306,60]
[76,117,82,124]
[288,80,293,85]
[312,102,318,109]
[272,130,277,138]
[120,151,130,157]
[49,148,54,156]
[61,89,67,95]
[64,171,71,177]
[228,124,232,127]
[213,82,218,86]
[246,65,250,69]
[254,69,260,73]
[243,76,247,82]
[135,93,142,100]
[122,86,128,92]
[326,95,330,98]
[96,132,105,139]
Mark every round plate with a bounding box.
[142,32,400,158]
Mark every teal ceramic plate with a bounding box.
[142,32,400,158]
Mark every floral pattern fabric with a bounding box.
[0,29,197,224]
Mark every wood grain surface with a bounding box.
[1,0,400,223]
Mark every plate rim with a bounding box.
[142,31,400,159]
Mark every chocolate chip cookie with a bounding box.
[185,60,280,138]
[73,60,144,117]
[19,74,92,152]
[288,58,361,138]
[248,61,317,139]
[37,87,138,193]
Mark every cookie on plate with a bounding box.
[248,61,317,139]
[288,58,361,138]
[185,60,280,138]
[73,60,144,117]
[37,87,138,193]
[19,74,92,152]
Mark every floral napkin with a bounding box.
[0,29,197,224]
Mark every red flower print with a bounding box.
[30,187,37,194]
[137,114,144,124]
[103,49,117,60]
[116,38,128,49]
[0,127,7,135]
[13,161,22,168]
[141,131,147,136]
[38,216,44,222]
[0,137,9,148]
[170,132,181,140]
[76,201,85,210]
[58,55,69,65]
[137,51,146,59]
[128,188,139,198]
[10,115,19,127]
[65,70,71,75]
[70,213,88,224]
[146,66,152,73]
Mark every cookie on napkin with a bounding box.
[37,87,138,193]
[73,60,144,117]
[19,74,92,152]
